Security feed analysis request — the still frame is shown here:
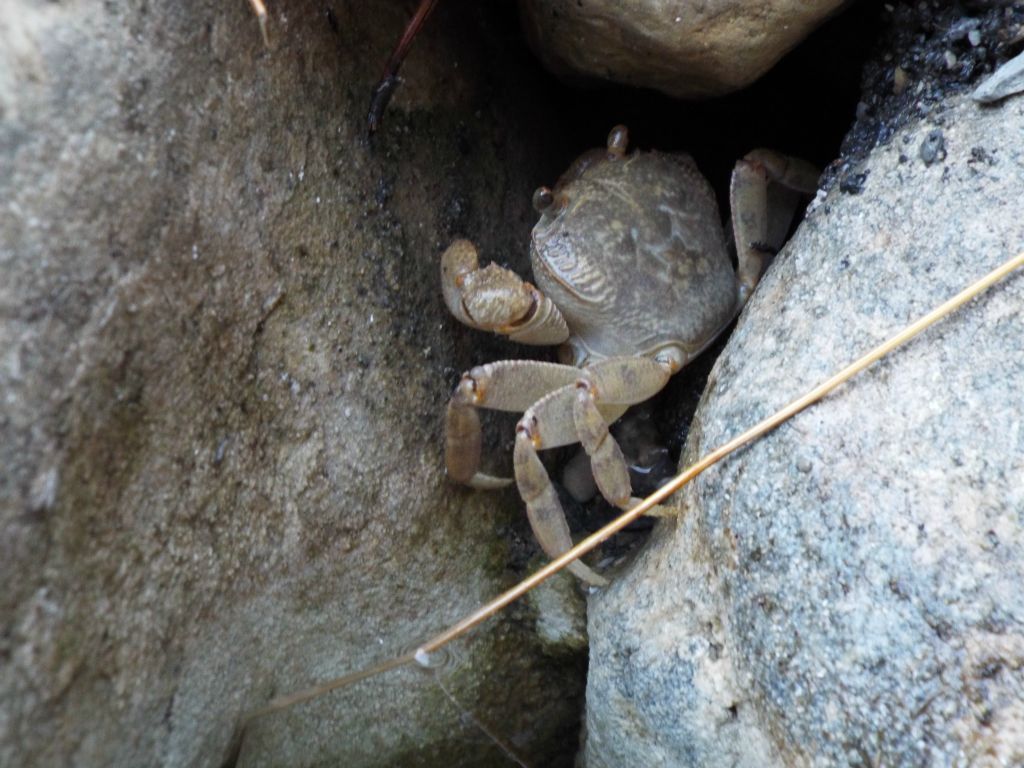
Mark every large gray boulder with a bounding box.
[519,0,847,99]
[585,95,1024,766]
[0,1,586,766]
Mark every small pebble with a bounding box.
[943,50,957,69]
[967,29,982,47]
[972,50,1024,103]
[946,17,980,42]
[839,171,868,195]
[893,66,908,95]
[919,129,945,165]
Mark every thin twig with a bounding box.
[368,0,441,132]
[245,651,416,722]
[433,673,532,768]
[248,0,270,47]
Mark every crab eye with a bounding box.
[532,186,554,213]
[606,125,629,158]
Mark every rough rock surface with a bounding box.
[0,1,587,766]
[519,0,847,99]
[584,95,1024,767]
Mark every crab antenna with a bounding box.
[368,0,441,133]
[243,249,1024,718]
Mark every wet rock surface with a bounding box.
[0,1,587,766]
[519,0,847,99]
[584,93,1024,766]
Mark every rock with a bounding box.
[584,95,1024,767]
[972,50,1024,104]
[840,3,1024,169]
[919,127,946,165]
[0,1,586,766]
[519,0,847,99]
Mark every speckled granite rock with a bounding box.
[585,95,1024,767]
[519,0,847,99]
[0,1,586,766]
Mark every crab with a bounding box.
[441,125,818,585]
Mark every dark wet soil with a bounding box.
[830,0,1024,190]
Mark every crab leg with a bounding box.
[573,383,632,508]
[731,150,820,301]
[445,361,580,488]
[514,357,675,585]
[515,385,609,585]
[441,240,570,346]
[574,358,675,513]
